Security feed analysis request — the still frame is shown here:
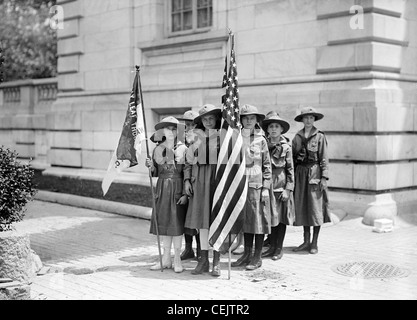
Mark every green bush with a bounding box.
[0,146,37,231]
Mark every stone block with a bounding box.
[237,54,255,80]
[255,48,316,78]
[11,114,33,129]
[0,231,35,284]
[61,0,83,19]
[82,150,113,169]
[58,55,79,74]
[46,111,81,130]
[353,164,376,190]
[317,42,402,73]
[57,18,79,39]
[93,131,120,151]
[48,149,82,167]
[84,67,131,91]
[13,144,35,159]
[318,0,405,18]
[327,162,353,189]
[318,106,354,132]
[50,131,81,149]
[327,135,376,161]
[81,110,111,132]
[81,132,94,149]
[353,105,377,132]
[58,73,85,91]
[110,110,128,131]
[317,0,355,18]
[57,37,84,56]
[285,20,328,49]
[84,29,130,53]
[99,8,130,32]
[80,14,101,35]
[238,26,286,55]
[328,13,407,45]
[13,130,35,144]
[375,104,413,132]
[376,162,413,190]
[0,131,13,147]
[255,0,316,27]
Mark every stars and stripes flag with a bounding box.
[209,32,247,253]
[101,67,146,196]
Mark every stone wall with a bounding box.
[1,0,416,218]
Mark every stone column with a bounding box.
[316,0,417,223]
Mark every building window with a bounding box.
[170,0,212,35]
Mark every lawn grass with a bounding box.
[32,169,153,208]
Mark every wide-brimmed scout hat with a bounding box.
[177,110,199,122]
[262,111,290,134]
[240,104,265,122]
[154,116,181,131]
[193,104,222,125]
[294,106,324,122]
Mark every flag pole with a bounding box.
[228,234,232,280]
[136,65,163,272]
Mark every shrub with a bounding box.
[0,146,37,231]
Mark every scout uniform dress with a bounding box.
[183,129,220,230]
[149,141,188,236]
[292,126,331,226]
[268,135,295,226]
[242,125,272,234]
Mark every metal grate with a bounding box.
[332,261,411,279]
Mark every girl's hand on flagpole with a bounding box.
[184,180,193,196]
[145,158,154,171]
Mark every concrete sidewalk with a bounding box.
[17,197,417,300]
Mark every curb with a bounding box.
[35,191,152,221]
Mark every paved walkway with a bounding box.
[17,198,417,300]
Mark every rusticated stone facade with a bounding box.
[1,0,417,221]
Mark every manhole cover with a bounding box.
[332,262,411,279]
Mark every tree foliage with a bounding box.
[0,0,57,82]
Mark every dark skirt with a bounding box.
[293,164,331,226]
[149,175,186,236]
[242,187,271,234]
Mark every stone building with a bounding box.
[1,0,417,222]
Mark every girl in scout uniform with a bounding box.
[231,104,272,271]
[145,116,188,273]
[261,111,295,261]
[292,106,331,254]
[176,110,201,262]
[183,104,222,276]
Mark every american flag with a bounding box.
[101,67,146,196]
[209,33,247,253]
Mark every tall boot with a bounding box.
[246,234,263,270]
[272,223,286,260]
[262,227,277,258]
[310,226,320,254]
[191,250,209,275]
[180,234,195,260]
[211,250,221,277]
[150,236,173,270]
[231,233,253,267]
[173,236,184,273]
[195,233,201,261]
[293,226,311,252]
